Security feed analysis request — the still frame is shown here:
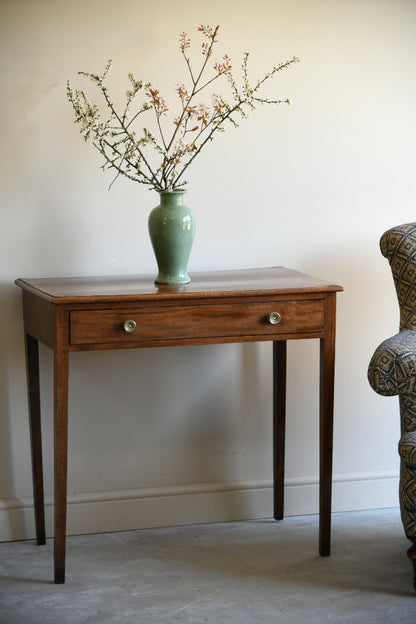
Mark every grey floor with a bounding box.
[0,508,415,624]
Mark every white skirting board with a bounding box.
[0,471,400,542]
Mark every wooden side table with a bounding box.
[16,267,343,583]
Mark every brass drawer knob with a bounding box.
[267,311,281,325]
[122,319,137,333]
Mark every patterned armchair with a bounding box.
[368,223,416,590]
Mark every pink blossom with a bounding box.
[214,54,232,75]
[212,93,227,114]
[198,24,219,55]
[197,103,210,126]
[179,31,191,51]
[176,83,190,104]
[198,24,218,40]
[185,105,198,117]
[146,88,168,115]
[201,41,212,57]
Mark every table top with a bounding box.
[15,266,343,304]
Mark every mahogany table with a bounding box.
[16,267,343,584]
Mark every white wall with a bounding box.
[1,0,416,540]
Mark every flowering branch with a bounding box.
[67,24,299,192]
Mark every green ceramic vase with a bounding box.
[148,190,195,285]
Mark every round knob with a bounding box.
[122,319,137,333]
[267,312,281,325]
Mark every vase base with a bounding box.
[155,273,191,285]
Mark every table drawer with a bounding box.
[70,299,325,345]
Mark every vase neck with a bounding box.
[159,190,185,207]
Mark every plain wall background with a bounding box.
[1,0,416,540]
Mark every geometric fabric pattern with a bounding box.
[368,331,416,399]
[400,434,416,539]
[368,223,416,544]
[399,432,416,467]
[380,223,416,331]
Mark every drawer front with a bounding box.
[70,299,325,346]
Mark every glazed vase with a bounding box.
[148,190,195,285]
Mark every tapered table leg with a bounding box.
[319,293,337,556]
[25,334,46,546]
[273,340,287,521]
[54,349,69,584]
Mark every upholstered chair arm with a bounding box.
[368,330,416,397]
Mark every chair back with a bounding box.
[380,223,416,331]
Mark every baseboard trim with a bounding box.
[0,471,400,542]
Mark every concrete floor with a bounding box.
[0,508,415,624]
